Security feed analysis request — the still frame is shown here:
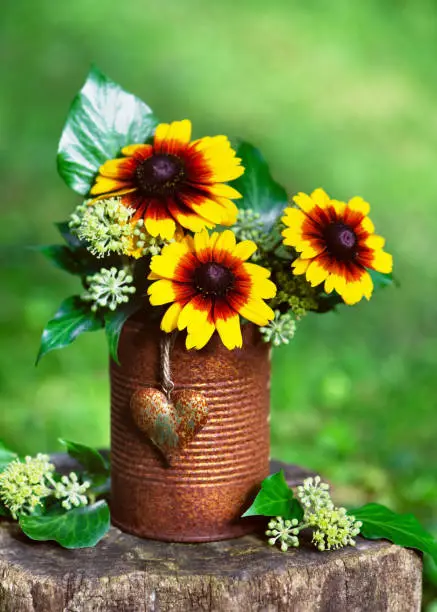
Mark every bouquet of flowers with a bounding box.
[37,66,393,362]
[2,67,436,560]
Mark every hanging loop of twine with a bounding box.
[160,332,177,398]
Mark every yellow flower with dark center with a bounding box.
[148,229,276,350]
[89,120,244,240]
[282,189,393,305]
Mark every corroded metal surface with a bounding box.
[110,319,271,542]
[130,387,209,460]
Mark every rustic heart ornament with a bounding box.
[130,387,208,461]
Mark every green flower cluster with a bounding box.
[0,454,54,518]
[0,454,93,519]
[232,209,264,243]
[70,198,135,258]
[266,475,362,553]
[81,267,136,312]
[260,310,296,346]
[128,219,164,259]
[270,270,318,318]
[48,472,91,511]
[266,517,300,551]
[307,506,361,551]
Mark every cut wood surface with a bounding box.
[0,460,422,612]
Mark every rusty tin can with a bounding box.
[110,318,271,542]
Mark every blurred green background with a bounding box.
[1,0,436,603]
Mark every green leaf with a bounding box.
[19,500,110,549]
[104,297,144,364]
[37,296,103,363]
[350,503,437,562]
[59,439,109,475]
[55,221,83,249]
[369,269,394,291]
[242,470,304,520]
[36,245,83,274]
[0,441,18,472]
[232,141,288,230]
[58,65,159,195]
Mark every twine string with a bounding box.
[160,332,176,398]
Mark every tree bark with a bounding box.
[0,461,422,612]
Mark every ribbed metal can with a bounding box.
[110,317,271,542]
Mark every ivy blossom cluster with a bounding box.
[81,267,136,312]
[0,454,91,518]
[266,476,362,553]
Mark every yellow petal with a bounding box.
[178,297,210,331]
[242,262,271,279]
[167,200,214,233]
[331,199,346,216]
[153,122,170,147]
[145,216,176,241]
[99,158,134,179]
[348,196,370,216]
[360,270,374,300]
[254,278,277,299]
[205,183,242,199]
[147,279,176,306]
[215,313,242,350]
[282,207,306,230]
[306,260,330,287]
[340,282,365,306]
[292,258,310,275]
[365,234,386,250]
[232,240,257,262]
[90,176,130,196]
[370,250,393,274]
[237,298,275,326]
[149,240,193,280]
[297,240,322,258]
[310,188,330,209]
[161,302,183,332]
[188,196,227,225]
[121,144,153,157]
[360,216,375,234]
[194,229,211,259]
[293,192,318,213]
[213,230,236,260]
[158,120,192,155]
[186,320,215,350]
[324,273,346,296]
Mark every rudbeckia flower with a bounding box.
[147,230,276,350]
[282,189,393,305]
[89,120,244,240]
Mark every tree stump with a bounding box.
[0,461,422,612]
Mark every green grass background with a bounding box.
[1,0,436,603]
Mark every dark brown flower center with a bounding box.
[135,154,185,196]
[194,262,234,297]
[324,223,357,260]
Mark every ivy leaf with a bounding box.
[55,221,83,249]
[232,141,288,230]
[0,441,18,472]
[59,439,109,475]
[369,269,394,291]
[37,296,103,363]
[242,470,304,520]
[36,245,83,275]
[58,65,159,196]
[104,297,144,364]
[350,503,437,562]
[19,500,110,549]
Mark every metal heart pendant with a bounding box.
[130,387,208,461]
